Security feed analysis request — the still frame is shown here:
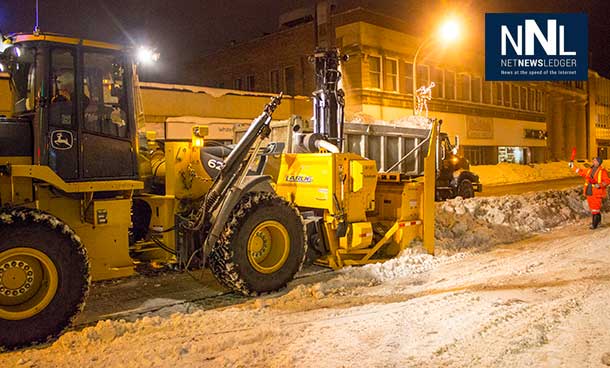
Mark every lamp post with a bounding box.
[412,19,460,114]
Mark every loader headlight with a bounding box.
[136,46,160,65]
[192,125,209,148]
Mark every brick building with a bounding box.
[589,71,610,159]
[192,7,594,165]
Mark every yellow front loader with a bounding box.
[0,33,436,350]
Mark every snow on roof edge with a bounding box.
[139,82,309,100]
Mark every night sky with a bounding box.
[1,0,609,82]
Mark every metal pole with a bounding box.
[34,0,40,34]
[412,37,431,114]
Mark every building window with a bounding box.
[384,58,398,92]
[597,114,607,128]
[512,85,520,108]
[404,62,413,94]
[503,83,511,107]
[431,67,443,98]
[482,81,492,104]
[416,64,429,89]
[520,87,527,110]
[245,75,255,91]
[270,70,280,93]
[472,76,482,103]
[528,89,535,111]
[234,78,243,90]
[445,70,455,99]
[368,55,381,89]
[493,82,502,105]
[498,146,526,164]
[457,73,470,101]
[462,146,498,165]
[284,66,295,96]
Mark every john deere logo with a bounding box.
[485,13,588,81]
[50,130,74,150]
[285,175,313,183]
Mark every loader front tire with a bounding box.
[457,179,475,199]
[209,192,306,296]
[0,208,89,350]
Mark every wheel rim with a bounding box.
[247,220,290,274]
[0,247,59,320]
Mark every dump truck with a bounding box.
[0,31,436,350]
[239,117,482,201]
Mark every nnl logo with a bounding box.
[501,19,575,56]
[485,13,588,81]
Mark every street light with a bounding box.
[136,46,160,65]
[412,18,461,113]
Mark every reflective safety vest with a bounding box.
[577,167,609,197]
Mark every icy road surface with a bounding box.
[2,188,610,367]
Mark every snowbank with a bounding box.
[471,161,575,186]
[274,187,598,303]
[435,187,605,253]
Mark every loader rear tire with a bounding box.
[0,208,89,350]
[209,192,306,296]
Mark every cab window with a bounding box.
[49,48,76,127]
[82,52,128,138]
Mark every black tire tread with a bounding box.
[457,179,475,199]
[0,207,90,351]
[208,192,307,296]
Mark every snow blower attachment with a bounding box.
[271,37,437,268]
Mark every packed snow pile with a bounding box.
[348,113,432,129]
[273,250,468,303]
[471,161,575,186]
[392,115,432,129]
[434,187,606,252]
[272,187,599,303]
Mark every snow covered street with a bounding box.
[2,186,610,367]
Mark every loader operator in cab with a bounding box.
[569,157,610,229]
[51,70,90,110]
[52,71,74,102]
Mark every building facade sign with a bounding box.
[466,116,494,139]
[524,128,547,140]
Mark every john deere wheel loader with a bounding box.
[0,31,436,350]
[0,33,305,349]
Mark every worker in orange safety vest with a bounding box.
[570,157,610,229]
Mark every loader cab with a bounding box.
[1,33,139,181]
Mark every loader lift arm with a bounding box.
[191,93,284,258]
[204,93,283,214]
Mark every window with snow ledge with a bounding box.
[368,55,381,89]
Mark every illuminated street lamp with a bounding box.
[412,18,461,113]
[136,46,160,65]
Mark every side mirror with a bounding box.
[454,135,460,152]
